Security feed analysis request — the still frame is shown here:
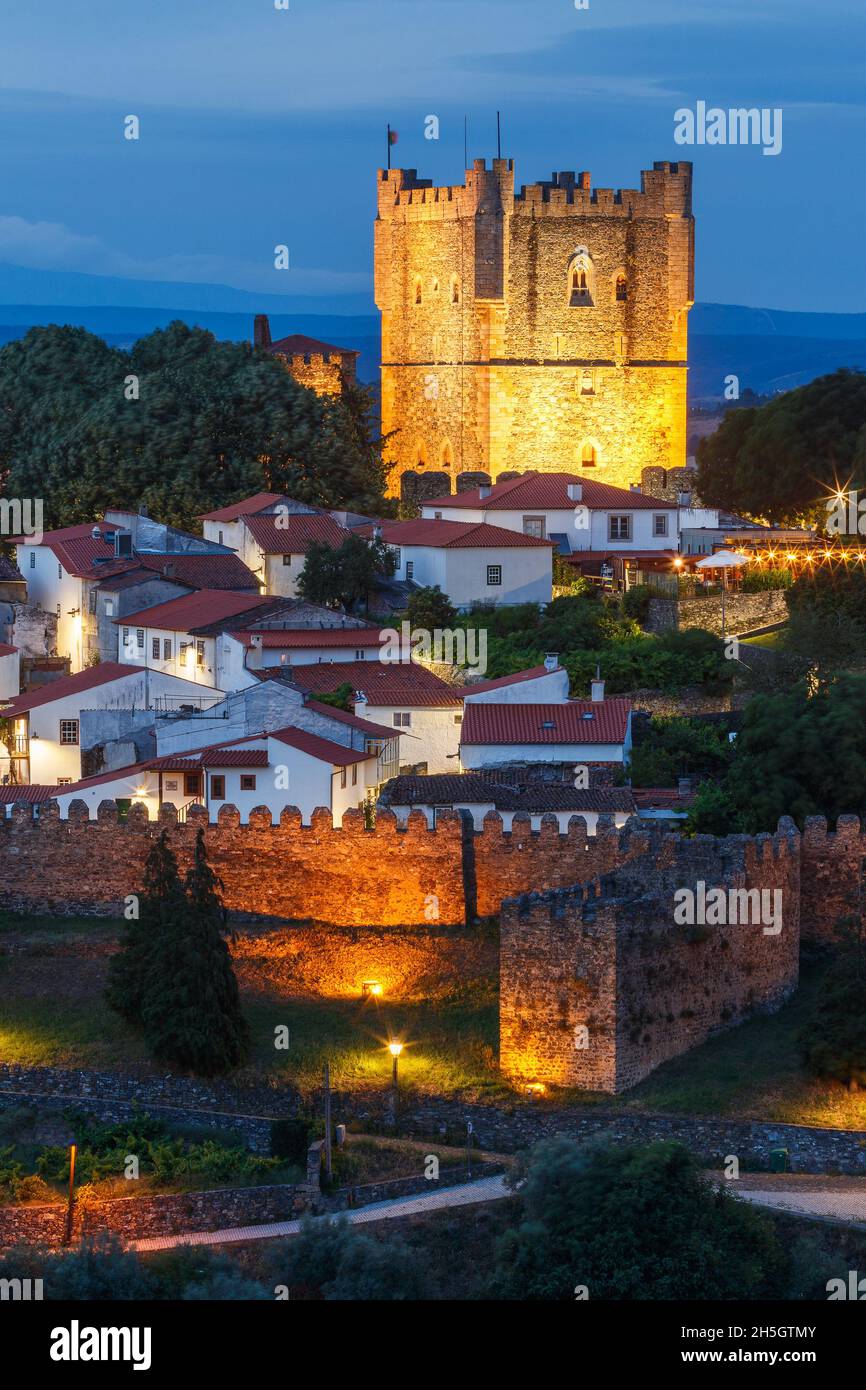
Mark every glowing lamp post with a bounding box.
[388,1040,404,1089]
[62,1142,77,1246]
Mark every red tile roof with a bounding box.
[231,627,384,649]
[137,553,260,591]
[1,663,145,717]
[267,333,359,359]
[288,660,463,707]
[460,699,632,746]
[146,748,270,771]
[356,519,553,549]
[242,512,348,554]
[198,493,288,523]
[304,700,397,739]
[423,472,679,513]
[381,774,636,815]
[458,664,561,696]
[632,787,695,810]
[117,589,275,632]
[0,785,59,805]
[269,725,371,766]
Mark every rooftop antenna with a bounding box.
[497,110,501,160]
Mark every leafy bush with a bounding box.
[406,585,457,631]
[272,1214,430,1300]
[740,567,792,592]
[490,1137,787,1300]
[629,716,735,788]
[622,584,652,624]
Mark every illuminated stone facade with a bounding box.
[375,158,694,499]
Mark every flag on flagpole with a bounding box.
[387,124,398,169]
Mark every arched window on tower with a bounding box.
[432,277,440,296]
[414,277,423,306]
[416,441,428,470]
[580,442,598,469]
[440,440,454,471]
[580,369,595,396]
[451,275,461,305]
[568,249,595,307]
[615,274,628,302]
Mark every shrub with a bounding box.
[622,584,652,624]
[270,1117,312,1165]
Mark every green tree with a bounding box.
[141,828,250,1076]
[297,533,397,612]
[629,716,735,788]
[269,1215,429,1300]
[695,369,866,523]
[406,585,457,632]
[310,681,355,712]
[0,322,389,530]
[490,1137,787,1300]
[104,832,187,1026]
[800,916,866,1089]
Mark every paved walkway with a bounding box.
[128,1173,511,1253]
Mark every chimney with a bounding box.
[372,523,383,542]
[253,314,272,348]
[247,633,263,669]
[566,482,582,502]
[355,689,368,717]
[164,561,175,579]
[544,652,559,673]
[677,491,692,506]
[138,503,149,517]
[590,664,605,703]
[678,776,693,796]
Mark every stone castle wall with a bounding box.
[500,823,801,1092]
[375,158,694,496]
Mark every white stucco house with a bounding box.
[420,473,718,563]
[459,687,633,773]
[0,662,224,786]
[353,518,553,609]
[0,643,20,700]
[379,774,636,832]
[199,494,353,598]
[4,725,382,824]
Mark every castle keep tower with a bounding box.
[375,158,694,498]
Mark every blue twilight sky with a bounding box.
[0,0,862,312]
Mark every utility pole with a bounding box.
[62,1143,77,1246]
[323,1062,333,1182]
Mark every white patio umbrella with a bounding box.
[694,551,751,637]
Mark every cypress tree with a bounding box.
[105,831,186,1025]
[140,828,250,1076]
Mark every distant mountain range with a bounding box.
[0,262,862,402]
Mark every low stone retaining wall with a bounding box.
[333,1161,503,1211]
[0,1181,317,1251]
[0,1064,301,1154]
[645,590,788,639]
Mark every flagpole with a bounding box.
[387,123,392,171]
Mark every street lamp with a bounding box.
[388,1040,404,1088]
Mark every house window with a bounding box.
[406,561,414,580]
[352,764,358,786]
[105,600,114,617]
[454,714,463,725]
[89,590,98,615]
[392,548,402,570]
[568,249,595,306]
[29,552,35,569]
[196,640,205,668]
[218,530,224,545]
[282,555,292,566]
[487,564,502,586]
[393,712,411,728]
[608,515,632,542]
[165,779,179,792]
[523,516,546,539]
[653,514,669,537]
[240,775,256,791]
[340,767,347,789]
[354,649,364,660]
[152,638,160,660]
[56,778,73,786]
[184,773,202,797]
[136,629,145,650]
[434,511,442,520]
[59,720,79,746]
[210,775,226,801]
[581,443,597,469]
[163,639,172,660]
[580,369,594,395]
[616,274,628,302]
[179,642,190,667]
